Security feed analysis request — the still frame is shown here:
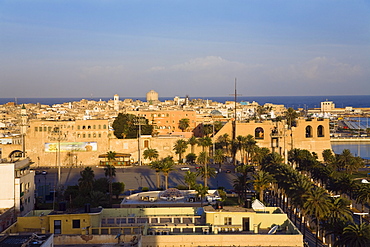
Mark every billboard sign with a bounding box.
[44,142,97,152]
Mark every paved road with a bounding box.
[34,164,238,192]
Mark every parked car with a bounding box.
[180,167,190,171]
[41,171,48,175]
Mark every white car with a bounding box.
[180,167,190,171]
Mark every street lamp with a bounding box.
[354,212,368,225]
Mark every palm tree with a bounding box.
[214,149,225,170]
[217,133,231,155]
[184,171,197,189]
[303,187,332,247]
[236,135,247,163]
[173,139,188,163]
[252,170,275,203]
[187,136,198,154]
[244,134,257,165]
[104,164,116,204]
[328,197,353,224]
[161,156,174,189]
[355,183,370,213]
[150,160,163,189]
[195,183,209,207]
[178,118,190,132]
[78,167,95,196]
[337,149,354,172]
[143,148,159,161]
[106,151,116,162]
[197,136,212,153]
[322,149,335,165]
[284,107,299,128]
[337,223,370,247]
[197,152,215,187]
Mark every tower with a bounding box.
[114,94,120,111]
[20,105,28,157]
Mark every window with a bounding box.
[103,124,107,129]
[88,134,91,138]
[224,217,232,225]
[98,125,101,129]
[54,220,61,234]
[44,127,47,132]
[318,125,324,137]
[144,140,149,148]
[35,127,38,132]
[98,133,101,138]
[88,125,91,129]
[77,125,80,130]
[83,134,86,138]
[39,127,42,132]
[306,126,313,138]
[93,125,96,129]
[72,219,81,229]
[255,127,264,139]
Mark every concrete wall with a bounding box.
[142,234,303,247]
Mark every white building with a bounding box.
[0,157,35,216]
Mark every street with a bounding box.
[34,164,238,192]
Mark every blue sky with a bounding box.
[1,0,369,98]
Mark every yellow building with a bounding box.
[214,117,331,161]
[6,202,303,247]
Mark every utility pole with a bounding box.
[135,117,146,166]
[229,78,241,166]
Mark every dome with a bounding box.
[146,90,159,102]
[160,188,183,198]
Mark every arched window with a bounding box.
[306,126,313,138]
[255,127,264,139]
[144,140,149,148]
[318,125,324,137]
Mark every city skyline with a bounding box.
[1,0,369,98]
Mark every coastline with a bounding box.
[330,137,370,142]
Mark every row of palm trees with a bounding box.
[240,147,370,246]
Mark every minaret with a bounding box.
[114,94,120,111]
[20,105,28,157]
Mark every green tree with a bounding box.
[78,167,95,196]
[143,148,159,161]
[187,136,198,154]
[112,182,125,199]
[322,149,336,165]
[173,139,188,162]
[252,170,275,203]
[112,113,153,139]
[104,164,116,204]
[196,151,216,187]
[197,136,212,153]
[178,118,190,132]
[284,107,299,128]
[244,135,257,165]
[303,187,331,247]
[355,183,370,213]
[184,171,197,189]
[214,149,225,170]
[185,153,197,164]
[150,160,163,189]
[195,183,209,207]
[337,223,370,247]
[161,156,174,189]
[216,133,231,155]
